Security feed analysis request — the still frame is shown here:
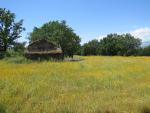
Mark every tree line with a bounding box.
[78,34,150,56]
[79,33,142,56]
[0,8,150,59]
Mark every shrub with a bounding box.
[0,52,5,59]
[4,56,32,64]
[141,45,150,56]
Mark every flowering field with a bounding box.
[0,56,150,113]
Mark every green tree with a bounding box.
[140,45,150,56]
[82,39,100,55]
[99,34,119,55]
[0,8,25,52]
[99,33,141,56]
[29,20,81,57]
[13,42,26,55]
[115,34,141,56]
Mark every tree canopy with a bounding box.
[82,39,100,56]
[0,8,25,52]
[29,20,81,57]
[1,8,149,58]
[99,33,141,56]
[140,45,150,56]
[81,33,141,56]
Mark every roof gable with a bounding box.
[28,39,56,47]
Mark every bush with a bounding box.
[4,47,25,58]
[13,42,26,55]
[0,52,5,59]
[141,45,150,56]
[4,56,32,64]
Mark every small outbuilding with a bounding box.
[25,39,63,60]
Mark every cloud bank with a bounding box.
[130,27,150,42]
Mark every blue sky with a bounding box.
[1,0,150,44]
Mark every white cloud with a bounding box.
[97,35,106,41]
[130,27,150,42]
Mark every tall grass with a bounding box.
[0,56,149,113]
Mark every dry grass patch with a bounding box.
[0,56,150,113]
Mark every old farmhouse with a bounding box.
[25,39,63,60]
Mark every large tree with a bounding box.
[0,8,25,52]
[99,34,119,55]
[82,39,100,56]
[80,33,141,56]
[99,33,141,56]
[29,20,81,57]
[140,45,150,56]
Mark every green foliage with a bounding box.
[0,51,5,59]
[5,49,17,57]
[99,34,119,55]
[82,39,100,56]
[29,20,81,57]
[0,42,26,58]
[81,33,141,56]
[74,44,82,55]
[99,33,141,56]
[0,103,6,113]
[140,45,150,56]
[4,56,32,64]
[0,8,25,53]
[13,42,26,55]
[0,41,25,59]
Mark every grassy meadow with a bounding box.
[0,56,150,113]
